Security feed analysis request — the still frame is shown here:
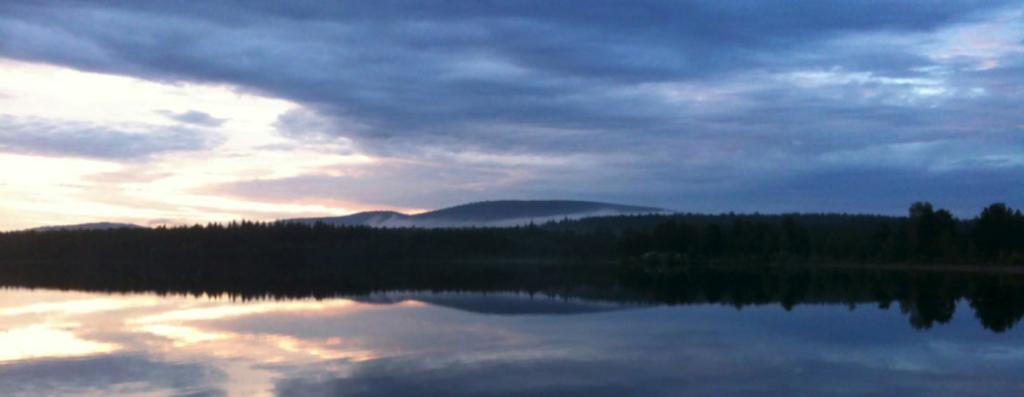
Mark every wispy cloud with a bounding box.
[0,115,216,159]
[158,110,227,128]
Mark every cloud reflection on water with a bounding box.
[0,289,1021,396]
[0,324,119,362]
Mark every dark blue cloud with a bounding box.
[1,1,1013,143]
[0,1,1020,211]
[716,166,1024,216]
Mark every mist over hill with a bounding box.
[20,200,666,231]
[284,200,668,227]
[355,292,641,315]
[27,222,143,232]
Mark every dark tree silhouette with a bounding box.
[0,201,1022,333]
[974,203,1024,264]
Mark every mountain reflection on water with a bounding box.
[0,275,1023,396]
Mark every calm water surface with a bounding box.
[0,288,1022,396]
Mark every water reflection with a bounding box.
[0,288,1021,396]
[0,324,119,362]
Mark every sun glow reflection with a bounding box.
[0,297,162,317]
[0,324,119,362]
[0,290,401,396]
[123,298,381,364]
[135,324,231,347]
[128,300,357,324]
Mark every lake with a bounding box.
[1,287,1022,396]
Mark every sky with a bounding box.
[0,1,1021,229]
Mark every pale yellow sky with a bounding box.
[0,59,414,230]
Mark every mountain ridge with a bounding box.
[284,199,668,228]
[23,200,669,231]
[27,222,144,232]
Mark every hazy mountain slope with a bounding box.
[282,200,667,228]
[28,222,144,232]
[356,292,644,315]
[284,211,411,226]
[412,200,666,226]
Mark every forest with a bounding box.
[0,202,1021,283]
[610,202,1024,266]
[1,201,1023,332]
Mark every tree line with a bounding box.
[0,202,1020,278]
[609,202,1024,266]
[0,201,1022,332]
[620,267,1024,333]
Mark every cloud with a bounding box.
[211,159,1024,216]
[2,1,1016,147]
[726,166,1024,216]
[0,115,218,159]
[0,353,225,396]
[0,1,1021,212]
[208,159,526,210]
[158,110,226,127]
[274,357,655,397]
[274,350,1024,397]
[264,298,1024,397]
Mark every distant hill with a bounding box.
[284,200,668,228]
[287,211,412,227]
[27,222,144,232]
[355,292,644,315]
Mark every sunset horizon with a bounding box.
[2,2,1024,396]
